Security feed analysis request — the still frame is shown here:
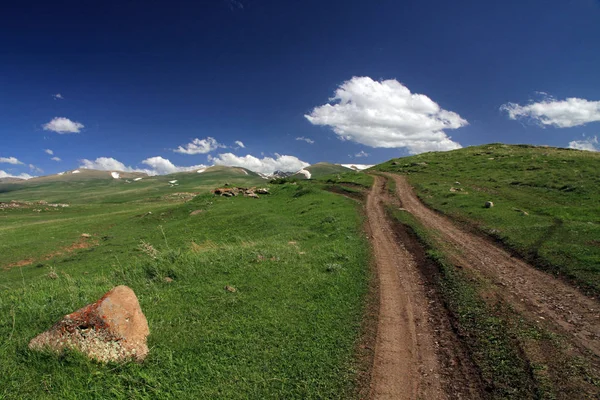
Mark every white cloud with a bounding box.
[0,157,23,164]
[141,156,207,175]
[296,136,315,144]
[80,157,131,172]
[234,140,245,148]
[501,97,600,128]
[53,93,64,100]
[568,136,599,152]
[305,76,466,154]
[43,117,84,133]
[354,150,369,158]
[0,170,33,180]
[44,149,54,155]
[51,157,62,162]
[79,156,207,176]
[29,164,44,173]
[174,137,225,154]
[209,153,309,175]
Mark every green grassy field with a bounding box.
[375,144,600,294]
[0,172,371,399]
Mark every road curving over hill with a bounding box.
[365,176,482,399]
[388,173,600,359]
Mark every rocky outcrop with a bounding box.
[29,286,149,363]
[213,187,270,198]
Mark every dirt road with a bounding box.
[388,174,600,358]
[365,176,482,400]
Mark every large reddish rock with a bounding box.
[29,285,149,362]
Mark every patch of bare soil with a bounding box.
[388,173,600,359]
[365,176,483,399]
[323,184,366,202]
[5,258,34,269]
[3,235,98,270]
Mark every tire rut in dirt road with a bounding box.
[366,176,482,400]
[388,173,600,358]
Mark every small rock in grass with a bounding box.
[189,209,204,216]
[29,285,149,363]
[224,285,237,293]
[81,233,92,238]
[163,277,174,283]
[485,201,494,208]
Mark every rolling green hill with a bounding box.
[375,143,600,293]
[0,166,267,204]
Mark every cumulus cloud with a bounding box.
[209,153,309,175]
[305,76,466,154]
[53,93,64,100]
[501,97,600,128]
[44,149,54,155]
[174,137,225,154]
[51,157,62,162]
[141,156,207,175]
[568,136,599,152]
[79,156,207,176]
[0,170,34,180]
[80,157,131,172]
[354,150,369,158]
[43,117,84,133]
[234,140,245,148]
[0,157,23,164]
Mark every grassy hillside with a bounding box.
[0,178,370,399]
[0,166,266,205]
[291,163,352,179]
[375,143,600,294]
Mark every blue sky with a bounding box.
[1,0,599,178]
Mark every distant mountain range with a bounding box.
[0,162,373,183]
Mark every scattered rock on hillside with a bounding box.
[189,209,204,216]
[485,201,494,208]
[224,285,237,293]
[213,186,269,198]
[81,233,92,238]
[28,285,149,363]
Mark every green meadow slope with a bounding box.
[0,166,266,204]
[375,143,600,294]
[0,172,372,399]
